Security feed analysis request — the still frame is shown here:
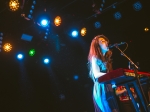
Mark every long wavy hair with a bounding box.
[88,35,113,80]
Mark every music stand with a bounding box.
[115,45,150,112]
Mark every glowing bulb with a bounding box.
[3,43,12,52]
[9,0,20,11]
[81,27,86,36]
[54,16,61,26]
[144,27,149,32]
[29,49,35,56]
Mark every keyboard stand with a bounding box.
[123,81,148,112]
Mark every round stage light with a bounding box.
[114,12,122,20]
[29,49,35,56]
[44,58,50,64]
[3,43,12,52]
[133,1,142,11]
[81,27,86,36]
[41,19,49,27]
[9,0,20,11]
[71,30,78,38]
[17,54,23,60]
[54,16,61,26]
[94,21,101,29]
[73,75,79,80]
[144,27,149,32]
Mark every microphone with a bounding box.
[108,42,125,48]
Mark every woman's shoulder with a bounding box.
[92,56,102,65]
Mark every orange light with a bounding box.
[81,27,86,36]
[3,43,12,52]
[9,0,19,11]
[144,27,149,32]
[54,16,61,26]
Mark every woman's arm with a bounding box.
[91,57,106,79]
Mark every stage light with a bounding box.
[54,16,61,26]
[133,1,142,11]
[144,27,149,32]
[73,75,79,80]
[99,7,102,12]
[46,28,49,32]
[81,27,86,36]
[43,27,50,40]
[0,32,3,52]
[31,5,34,9]
[17,54,24,60]
[3,43,12,52]
[27,0,37,20]
[0,32,3,37]
[28,14,32,19]
[33,0,36,5]
[29,10,33,14]
[45,32,48,36]
[94,21,101,29]
[71,30,78,38]
[29,49,35,56]
[40,19,49,27]
[44,58,50,64]
[114,12,122,20]
[44,36,47,39]
[9,0,19,11]
[59,94,65,100]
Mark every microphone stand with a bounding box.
[115,45,150,112]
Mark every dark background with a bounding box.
[0,0,150,112]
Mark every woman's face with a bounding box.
[98,37,109,53]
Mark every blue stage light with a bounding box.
[94,21,101,29]
[71,30,78,38]
[133,1,142,11]
[31,5,34,9]
[40,19,49,27]
[73,75,79,80]
[44,36,47,39]
[114,12,122,20]
[28,14,32,19]
[29,10,33,14]
[33,0,36,5]
[17,54,23,60]
[44,58,50,64]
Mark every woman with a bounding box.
[88,35,119,112]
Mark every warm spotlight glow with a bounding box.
[3,43,12,52]
[54,16,61,26]
[144,27,149,32]
[9,0,20,11]
[81,27,87,36]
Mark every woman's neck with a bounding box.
[102,51,106,56]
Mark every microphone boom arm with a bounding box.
[115,46,138,69]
